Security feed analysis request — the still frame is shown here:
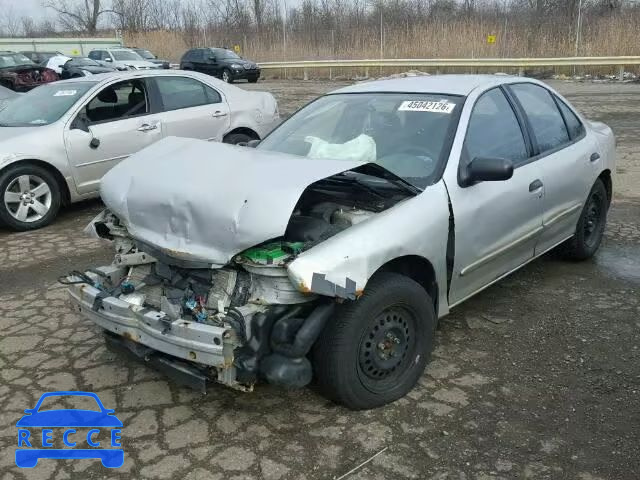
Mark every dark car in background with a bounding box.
[57,57,116,79]
[128,47,170,69]
[180,48,260,83]
[20,51,62,64]
[0,51,58,91]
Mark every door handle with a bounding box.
[590,152,601,162]
[137,123,158,132]
[529,179,544,193]
[212,111,228,118]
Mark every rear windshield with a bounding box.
[111,50,142,61]
[0,82,94,127]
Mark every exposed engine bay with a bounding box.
[66,158,414,392]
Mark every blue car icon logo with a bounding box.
[16,391,123,468]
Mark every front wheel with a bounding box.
[312,272,436,410]
[563,178,608,260]
[223,133,253,145]
[222,68,233,83]
[0,164,62,231]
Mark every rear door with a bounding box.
[507,83,596,255]
[65,78,163,194]
[447,87,544,306]
[151,75,230,141]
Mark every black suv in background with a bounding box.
[180,48,260,83]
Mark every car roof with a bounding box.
[51,69,220,85]
[331,74,526,96]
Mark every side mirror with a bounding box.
[104,57,113,62]
[209,56,216,62]
[461,157,514,187]
[246,139,260,148]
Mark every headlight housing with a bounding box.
[231,63,243,70]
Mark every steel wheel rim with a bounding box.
[4,174,52,223]
[358,306,416,392]
[584,191,603,247]
[223,70,230,82]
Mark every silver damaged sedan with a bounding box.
[0,70,279,230]
[66,75,615,409]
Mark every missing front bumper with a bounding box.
[66,269,231,369]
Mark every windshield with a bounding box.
[111,50,142,61]
[134,49,155,59]
[0,53,35,68]
[258,92,463,188]
[0,82,93,127]
[68,57,100,67]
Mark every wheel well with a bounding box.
[224,127,260,141]
[2,160,70,205]
[599,169,612,206]
[375,255,438,311]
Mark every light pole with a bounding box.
[574,0,583,58]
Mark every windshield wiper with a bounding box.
[353,164,423,196]
[329,173,387,199]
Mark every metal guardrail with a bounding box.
[258,56,640,80]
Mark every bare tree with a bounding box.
[43,0,112,34]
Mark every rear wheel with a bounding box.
[222,68,233,83]
[0,163,62,231]
[563,178,608,260]
[312,272,436,410]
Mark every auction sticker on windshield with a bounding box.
[53,90,78,97]
[15,391,123,468]
[398,100,455,113]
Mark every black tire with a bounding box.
[0,163,62,231]
[222,68,233,83]
[312,272,436,410]
[563,178,608,260]
[223,133,254,145]
[248,78,259,83]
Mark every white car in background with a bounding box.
[88,48,162,71]
[0,70,280,230]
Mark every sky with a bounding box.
[4,0,45,20]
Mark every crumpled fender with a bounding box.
[287,181,451,314]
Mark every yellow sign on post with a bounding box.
[487,35,497,44]
[71,49,80,56]
[233,44,241,54]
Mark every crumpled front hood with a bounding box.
[100,137,364,266]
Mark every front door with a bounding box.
[152,76,230,141]
[65,79,162,194]
[446,87,544,306]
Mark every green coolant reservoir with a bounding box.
[240,241,305,266]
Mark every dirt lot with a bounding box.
[0,79,638,480]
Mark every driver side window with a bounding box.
[84,80,149,124]
[464,88,528,164]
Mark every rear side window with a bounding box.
[555,96,585,140]
[155,76,221,111]
[509,83,569,154]
[464,88,528,163]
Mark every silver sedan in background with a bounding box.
[0,70,280,230]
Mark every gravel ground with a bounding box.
[0,79,638,480]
